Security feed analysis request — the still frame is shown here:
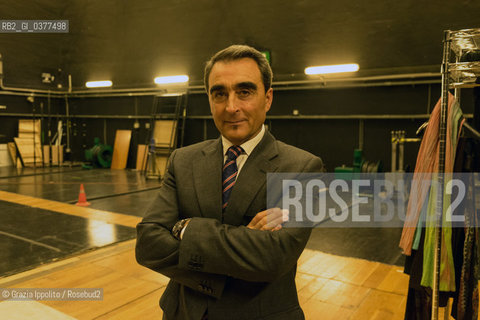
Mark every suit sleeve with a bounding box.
[135,150,226,299]
[178,156,324,282]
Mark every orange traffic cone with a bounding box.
[76,184,90,206]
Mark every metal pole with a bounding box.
[391,131,397,172]
[398,131,405,172]
[40,102,45,167]
[454,55,461,103]
[180,93,188,147]
[47,92,52,166]
[431,29,451,320]
[31,96,36,168]
[64,96,71,163]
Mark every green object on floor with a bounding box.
[334,149,382,179]
[84,137,113,168]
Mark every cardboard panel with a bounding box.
[43,145,50,165]
[111,130,132,170]
[155,155,168,177]
[7,142,19,168]
[153,120,176,147]
[145,154,168,178]
[136,144,148,171]
[19,120,41,145]
[18,132,40,141]
[50,145,64,165]
[0,144,13,167]
[14,137,42,166]
[19,119,41,134]
[16,119,43,167]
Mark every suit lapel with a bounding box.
[193,138,223,221]
[223,132,279,226]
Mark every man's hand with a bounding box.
[247,208,289,231]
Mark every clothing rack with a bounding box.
[463,122,480,140]
[432,28,480,320]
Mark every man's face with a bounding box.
[208,58,273,145]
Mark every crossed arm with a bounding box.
[135,152,322,297]
[180,207,287,237]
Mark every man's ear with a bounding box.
[265,88,273,112]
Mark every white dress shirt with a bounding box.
[221,124,265,177]
[180,125,266,239]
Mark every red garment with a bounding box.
[399,93,459,255]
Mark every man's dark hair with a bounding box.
[204,44,273,93]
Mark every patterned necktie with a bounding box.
[222,145,243,211]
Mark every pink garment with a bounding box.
[399,93,462,255]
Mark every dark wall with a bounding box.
[184,83,476,171]
[1,1,480,89]
[0,83,476,171]
[0,1,69,89]
[0,0,478,170]
[183,84,438,171]
[0,94,64,145]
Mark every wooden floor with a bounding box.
[1,238,412,320]
[0,191,140,228]
[0,191,460,319]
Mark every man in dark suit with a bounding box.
[136,45,324,319]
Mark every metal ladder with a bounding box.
[142,93,188,179]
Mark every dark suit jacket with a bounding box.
[136,131,324,320]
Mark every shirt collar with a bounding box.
[221,124,265,156]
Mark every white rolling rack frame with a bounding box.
[432,28,480,320]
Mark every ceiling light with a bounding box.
[160,93,183,97]
[85,80,112,88]
[154,75,189,85]
[305,64,359,75]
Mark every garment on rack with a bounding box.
[399,93,457,255]
[404,137,479,320]
[400,92,464,292]
[421,98,464,291]
[451,138,480,320]
[404,226,451,320]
